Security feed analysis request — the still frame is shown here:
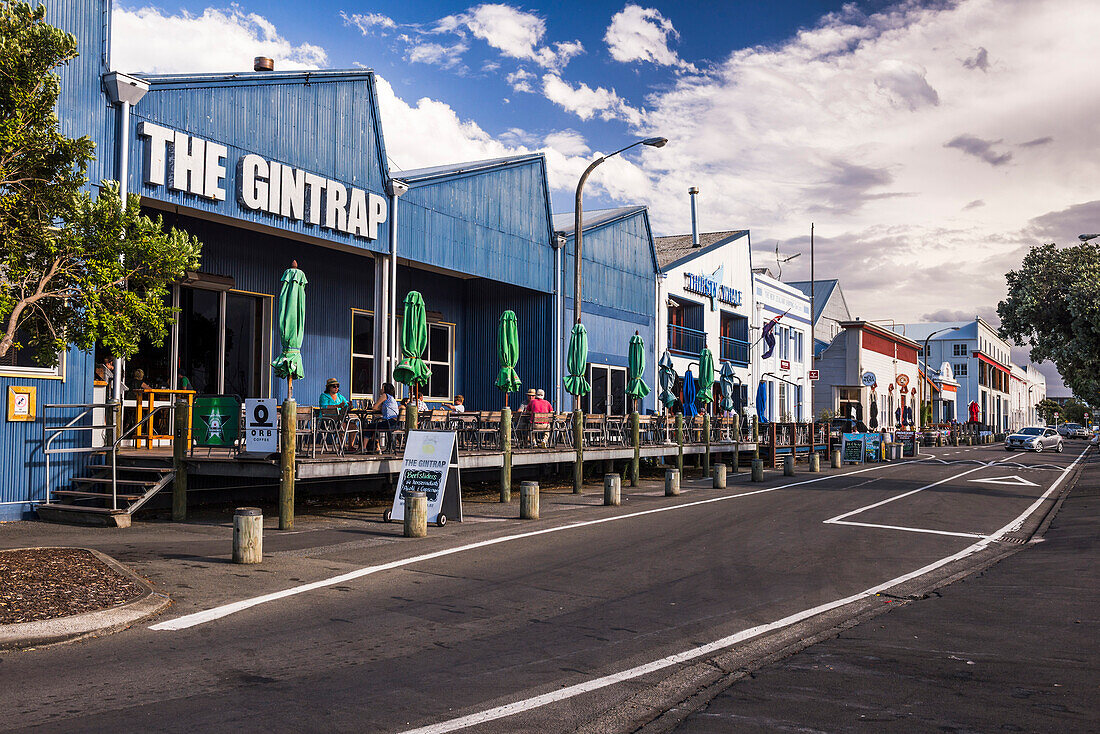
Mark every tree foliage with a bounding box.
[0,2,201,366]
[998,242,1100,406]
[1035,398,1061,424]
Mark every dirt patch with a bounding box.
[0,548,143,624]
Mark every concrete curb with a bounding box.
[0,548,170,652]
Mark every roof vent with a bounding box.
[688,186,700,247]
[254,56,274,72]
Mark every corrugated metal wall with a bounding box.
[128,73,391,256]
[399,159,555,292]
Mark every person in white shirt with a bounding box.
[444,395,465,413]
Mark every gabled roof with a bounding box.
[394,153,546,184]
[552,206,647,234]
[788,279,847,323]
[652,230,749,270]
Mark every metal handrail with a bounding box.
[109,405,173,511]
[42,402,119,507]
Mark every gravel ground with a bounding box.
[0,548,143,624]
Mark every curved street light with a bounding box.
[921,326,960,427]
[1078,233,1099,242]
[571,136,667,409]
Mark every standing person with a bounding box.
[319,378,349,408]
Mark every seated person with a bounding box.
[443,395,466,413]
[529,389,553,414]
[365,383,400,452]
[319,378,349,408]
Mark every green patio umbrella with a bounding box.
[271,261,308,397]
[393,291,432,389]
[658,351,678,410]
[564,323,590,397]
[495,310,522,398]
[696,346,715,405]
[719,361,737,413]
[626,331,650,408]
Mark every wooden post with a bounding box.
[404,491,427,538]
[172,399,188,522]
[630,411,640,487]
[500,406,512,503]
[665,469,680,496]
[732,413,740,473]
[783,455,795,476]
[520,481,539,519]
[713,463,727,489]
[809,453,820,473]
[604,473,621,506]
[573,409,584,494]
[279,398,296,530]
[703,414,711,475]
[751,458,764,482]
[676,414,684,475]
[752,416,760,459]
[232,507,263,564]
[832,449,842,468]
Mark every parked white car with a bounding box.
[1057,422,1089,439]
[1005,426,1063,453]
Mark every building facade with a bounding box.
[653,231,754,414]
[753,272,813,422]
[788,279,852,359]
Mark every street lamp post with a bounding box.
[572,136,667,410]
[921,326,960,429]
[1078,233,1100,242]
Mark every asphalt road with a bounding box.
[0,443,1089,733]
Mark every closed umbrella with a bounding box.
[393,291,432,390]
[658,351,678,410]
[869,397,879,430]
[696,347,715,406]
[756,381,769,423]
[719,362,737,413]
[626,331,650,409]
[271,261,307,398]
[494,310,522,400]
[564,323,590,397]
[682,369,698,418]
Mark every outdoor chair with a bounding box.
[295,405,316,456]
[316,405,361,456]
[426,409,449,431]
[529,412,554,448]
[448,412,479,449]
[476,411,502,450]
[583,414,607,446]
[605,415,626,445]
[551,413,574,447]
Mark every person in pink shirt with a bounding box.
[528,388,554,414]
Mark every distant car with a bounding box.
[1057,423,1089,439]
[829,418,869,440]
[1005,426,1063,453]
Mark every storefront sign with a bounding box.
[808,370,820,380]
[244,399,277,453]
[841,433,864,463]
[896,374,910,390]
[780,359,790,371]
[684,273,742,307]
[861,371,877,387]
[863,432,882,462]
[192,396,241,448]
[6,386,35,422]
[138,122,388,241]
[389,431,462,524]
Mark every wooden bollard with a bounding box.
[713,463,727,489]
[501,406,512,503]
[172,399,189,522]
[572,410,584,494]
[520,481,539,519]
[665,469,680,496]
[783,455,795,476]
[676,414,684,474]
[751,459,764,482]
[279,399,296,530]
[604,473,621,506]
[404,491,427,538]
[233,507,263,564]
[831,449,842,468]
[809,453,820,473]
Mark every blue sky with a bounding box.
[111,0,1100,394]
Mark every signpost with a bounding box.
[386,431,462,527]
[244,398,278,454]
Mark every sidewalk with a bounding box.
[674,453,1100,733]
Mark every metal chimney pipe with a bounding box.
[254,56,274,72]
[689,186,700,247]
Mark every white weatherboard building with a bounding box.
[1010,363,1046,429]
[753,271,812,422]
[654,231,754,413]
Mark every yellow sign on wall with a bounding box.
[7,386,36,422]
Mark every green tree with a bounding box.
[0,2,200,366]
[998,242,1100,406]
[1035,398,1061,424]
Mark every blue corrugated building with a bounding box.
[0,1,660,519]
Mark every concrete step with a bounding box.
[36,504,131,528]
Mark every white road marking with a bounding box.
[150,459,917,631]
[969,475,1039,487]
[826,520,987,539]
[398,446,1089,734]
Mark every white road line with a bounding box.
[827,520,987,538]
[822,456,1012,525]
[398,445,1090,734]
[150,460,917,631]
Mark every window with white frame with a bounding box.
[0,329,64,378]
[954,362,968,377]
[351,310,374,400]
[792,330,804,362]
[952,343,966,357]
[424,322,453,401]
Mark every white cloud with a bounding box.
[111,5,327,73]
[604,5,695,71]
[341,11,396,34]
[505,68,535,93]
[406,40,468,69]
[543,130,589,156]
[541,74,643,124]
[436,4,583,70]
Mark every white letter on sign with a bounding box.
[203,142,228,201]
[170,131,206,196]
[368,192,388,240]
[325,180,348,232]
[137,122,174,187]
[346,188,369,237]
[239,154,268,210]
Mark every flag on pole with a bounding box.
[760,309,790,359]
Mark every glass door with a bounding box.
[177,285,270,398]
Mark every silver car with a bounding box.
[1058,423,1089,439]
[1005,426,1063,453]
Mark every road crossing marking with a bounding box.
[149,459,919,631]
[398,446,1090,734]
[969,475,1039,487]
